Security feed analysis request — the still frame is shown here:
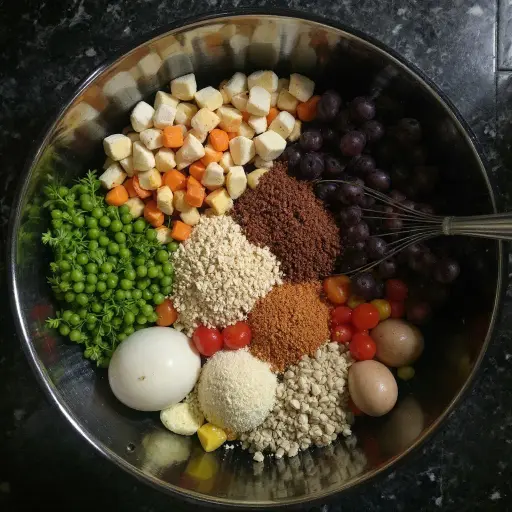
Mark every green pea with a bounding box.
[96,281,107,293]
[77,253,88,265]
[147,266,158,279]
[65,291,75,303]
[59,281,69,292]
[76,294,88,306]
[122,224,133,235]
[136,265,148,278]
[124,326,135,336]
[92,207,103,219]
[117,333,127,342]
[99,216,111,228]
[136,315,147,325]
[121,213,132,225]
[81,200,94,212]
[85,322,96,332]
[59,324,70,336]
[114,232,126,244]
[134,256,145,267]
[88,240,99,251]
[98,235,108,247]
[134,219,146,233]
[146,260,156,268]
[150,284,160,294]
[142,289,153,301]
[160,276,172,287]
[168,241,179,253]
[146,229,157,241]
[156,250,168,263]
[69,330,81,342]
[153,293,165,305]
[85,263,98,274]
[124,290,132,300]
[70,314,81,326]
[78,308,88,319]
[119,247,130,259]
[73,216,85,228]
[120,279,132,291]
[161,285,172,295]
[86,274,98,284]
[115,289,126,301]
[107,206,117,218]
[59,186,70,197]
[88,228,100,240]
[141,304,154,317]
[110,220,123,233]
[86,217,98,228]
[119,205,130,216]
[80,193,92,203]
[51,209,63,219]
[132,289,142,300]
[137,280,148,290]
[73,282,85,293]
[61,272,71,282]
[125,269,137,281]
[71,269,84,282]
[84,284,96,294]
[98,272,107,281]
[101,262,113,274]
[107,256,118,265]
[107,275,118,289]
[52,219,63,229]
[124,312,135,325]
[162,263,173,276]
[86,314,96,325]
[62,310,73,322]
[91,303,102,313]
[59,260,71,271]
[149,312,158,323]
[107,242,119,255]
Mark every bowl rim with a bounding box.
[7,7,505,509]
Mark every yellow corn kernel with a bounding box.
[347,296,365,309]
[185,451,219,481]
[197,423,227,452]
[397,366,415,381]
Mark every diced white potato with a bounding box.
[202,162,225,190]
[247,70,278,92]
[130,101,155,132]
[176,133,206,166]
[205,188,233,215]
[156,185,174,215]
[132,141,156,171]
[126,132,140,143]
[277,89,299,114]
[103,157,114,170]
[154,91,180,110]
[270,91,278,107]
[180,207,200,226]
[194,86,223,111]
[155,148,176,173]
[224,72,248,100]
[138,168,162,190]
[246,86,271,116]
[219,151,234,172]
[254,131,286,161]
[229,136,255,165]
[103,134,132,161]
[248,115,267,135]
[140,128,164,150]
[289,73,315,102]
[176,161,190,171]
[269,111,295,139]
[171,73,197,101]
[219,81,230,104]
[153,104,177,129]
[254,156,273,169]
[277,78,290,92]
[173,190,193,213]
[119,156,135,176]
[231,92,248,112]
[99,163,127,190]
[155,226,173,244]
[187,128,207,143]
[237,121,255,139]
[226,166,247,199]
[160,402,204,436]
[217,106,243,132]
[288,119,302,142]
[191,108,220,134]
[247,168,269,189]
[125,197,145,218]
[175,102,198,127]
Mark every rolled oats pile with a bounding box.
[240,342,354,461]
[171,215,282,335]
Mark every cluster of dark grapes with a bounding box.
[280,89,460,321]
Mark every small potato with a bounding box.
[371,318,424,368]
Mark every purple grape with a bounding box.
[390,165,409,186]
[375,141,398,165]
[374,279,385,298]
[384,216,403,231]
[395,118,422,144]
[336,109,356,134]
[360,195,376,209]
[352,272,377,300]
[321,126,339,147]
[339,179,364,205]
[300,130,323,151]
[366,237,388,259]
[348,155,376,177]
[378,259,397,279]
[350,97,376,124]
[281,144,302,169]
[347,240,366,251]
[405,145,427,165]
[315,182,338,202]
[324,155,345,178]
[362,120,385,143]
[418,251,437,274]
[346,221,370,243]
[340,131,366,157]
[341,248,367,271]
[339,205,362,226]
[404,243,422,259]
[317,90,342,121]
[299,152,324,180]
[413,166,439,193]
[388,190,407,202]
[434,258,460,283]
[366,170,391,191]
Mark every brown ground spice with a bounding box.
[232,162,341,282]
[248,281,331,372]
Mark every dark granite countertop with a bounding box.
[1,1,512,510]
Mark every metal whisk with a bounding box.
[319,179,512,276]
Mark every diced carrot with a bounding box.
[163,169,187,191]
[201,146,223,166]
[163,126,184,148]
[266,107,279,125]
[132,176,152,199]
[297,95,321,122]
[105,185,129,206]
[227,132,238,140]
[208,129,230,152]
[124,178,138,198]
[187,176,202,189]
[189,161,206,182]
[241,111,251,122]
[143,200,165,228]
[171,220,193,241]
[186,184,206,208]
[155,298,178,326]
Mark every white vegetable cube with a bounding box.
[191,108,220,134]
[103,134,132,161]
[156,185,174,215]
[125,197,145,218]
[231,92,248,112]
[248,115,267,134]
[246,86,271,116]
[155,226,174,244]
[194,86,223,111]
[270,91,278,107]
[237,121,255,140]
[103,157,114,170]
[217,106,243,132]
[138,168,162,190]
[226,166,247,199]
[130,101,155,132]
[254,156,273,169]
[154,91,180,110]
[202,162,225,191]
[224,72,248,100]
[229,136,255,165]
[254,131,286,161]
[132,141,156,171]
[277,89,299,114]
[289,73,315,102]
[219,151,234,172]
[171,73,197,101]
[140,128,164,150]
[288,119,302,142]
[173,190,193,213]
[247,168,269,189]
[99,163,127,190]
[180,207,200,226]
[119,156,135,176]
[277,78,290,91]
[220,86,230,104]
[205,188,233,215]
[176,133,206,165]
[155,148,176,172]
[175,102,198,127]
[248,70,278,92]
[126,132,140,143]
[187,129,207,144]
[269,111,295,139]
[153,104,177,129]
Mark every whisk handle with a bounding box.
[444,213,512,241]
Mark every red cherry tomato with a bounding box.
[349,332,377,361]
[385,279,408,301]
[323,275,351,305]
[222,321,252,349]
[192,325,223,356]
[389,300,405,318]
[352,303,380,331]
[330,306,353,326]
[331,324,353,344]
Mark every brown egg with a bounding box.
[348,360,398,417]
[371,318,424,367]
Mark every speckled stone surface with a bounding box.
[1,0,512,510]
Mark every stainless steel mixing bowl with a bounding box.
[8,10,505,509]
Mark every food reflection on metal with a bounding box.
[141,429,191,476]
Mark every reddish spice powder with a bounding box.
[248,281,331,372]
[233,162,341,282]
